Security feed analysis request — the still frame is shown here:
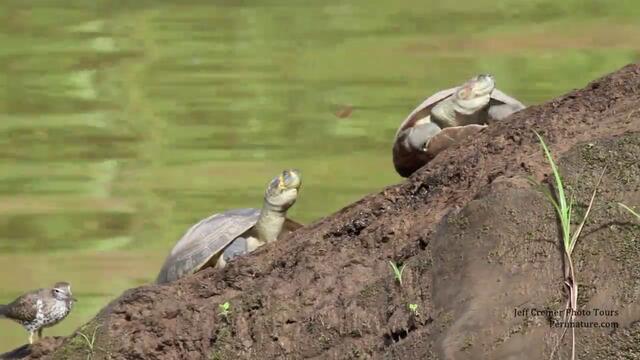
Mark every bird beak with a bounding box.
[72,297,78,302]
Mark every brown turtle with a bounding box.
[156,169,303,284]
[392,74,525,177]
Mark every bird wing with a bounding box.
[2,290,43,322]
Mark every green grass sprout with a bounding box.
[218,301,231,318]
[77,325,101,360]
[535,131,605,360]
[408,303,419,316]
[388,261,407,287]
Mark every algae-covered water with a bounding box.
[0,0,639,351]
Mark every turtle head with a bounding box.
[453,74,495,114]
[264,169,302,212]
[51,282,77,303]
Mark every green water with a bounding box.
[0,0,638,351]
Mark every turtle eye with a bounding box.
[282,171,292,184]
[277,174,286,189]
[457,87,471,99]
[280,169,301,189]
[266,177,283,194]
[268,178,279,189]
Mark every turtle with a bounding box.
[156,169,303,284]
[392,74,525,177]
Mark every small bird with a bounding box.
[0,282,77,344]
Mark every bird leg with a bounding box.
[38,328,43,339]
[28,331,34,345]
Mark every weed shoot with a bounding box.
[535,131,604,360]
[388,261,407,287]
[408,303,419,316]
[218,302,231,318]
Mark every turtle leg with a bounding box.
[217,237,251,269]
[215,255,227,269]
[488,103,524,121]
[404,119,443,152]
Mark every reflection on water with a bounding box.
[0,0,639,350]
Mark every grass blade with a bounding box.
[618,203,640,220]
[535,131,571,251]
[569,168,605,253]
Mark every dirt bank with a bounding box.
[9,63,640,360]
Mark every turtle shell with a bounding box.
[395,87,525,138]
[392,87,525,177]
[156,208,301,284]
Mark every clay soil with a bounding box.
[4,63,640,360]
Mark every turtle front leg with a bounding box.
[488,103,525,121]
[404,118,443,153]
[215,256,227,269]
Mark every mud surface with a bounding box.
[0,338,64,360]
[13,63,640,359]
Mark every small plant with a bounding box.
[408,303,419,316]
[535,132,604,360]
[218,301,231,318]
[388,261,407,287]
[76,325,101,360]
[619,203,640,220]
